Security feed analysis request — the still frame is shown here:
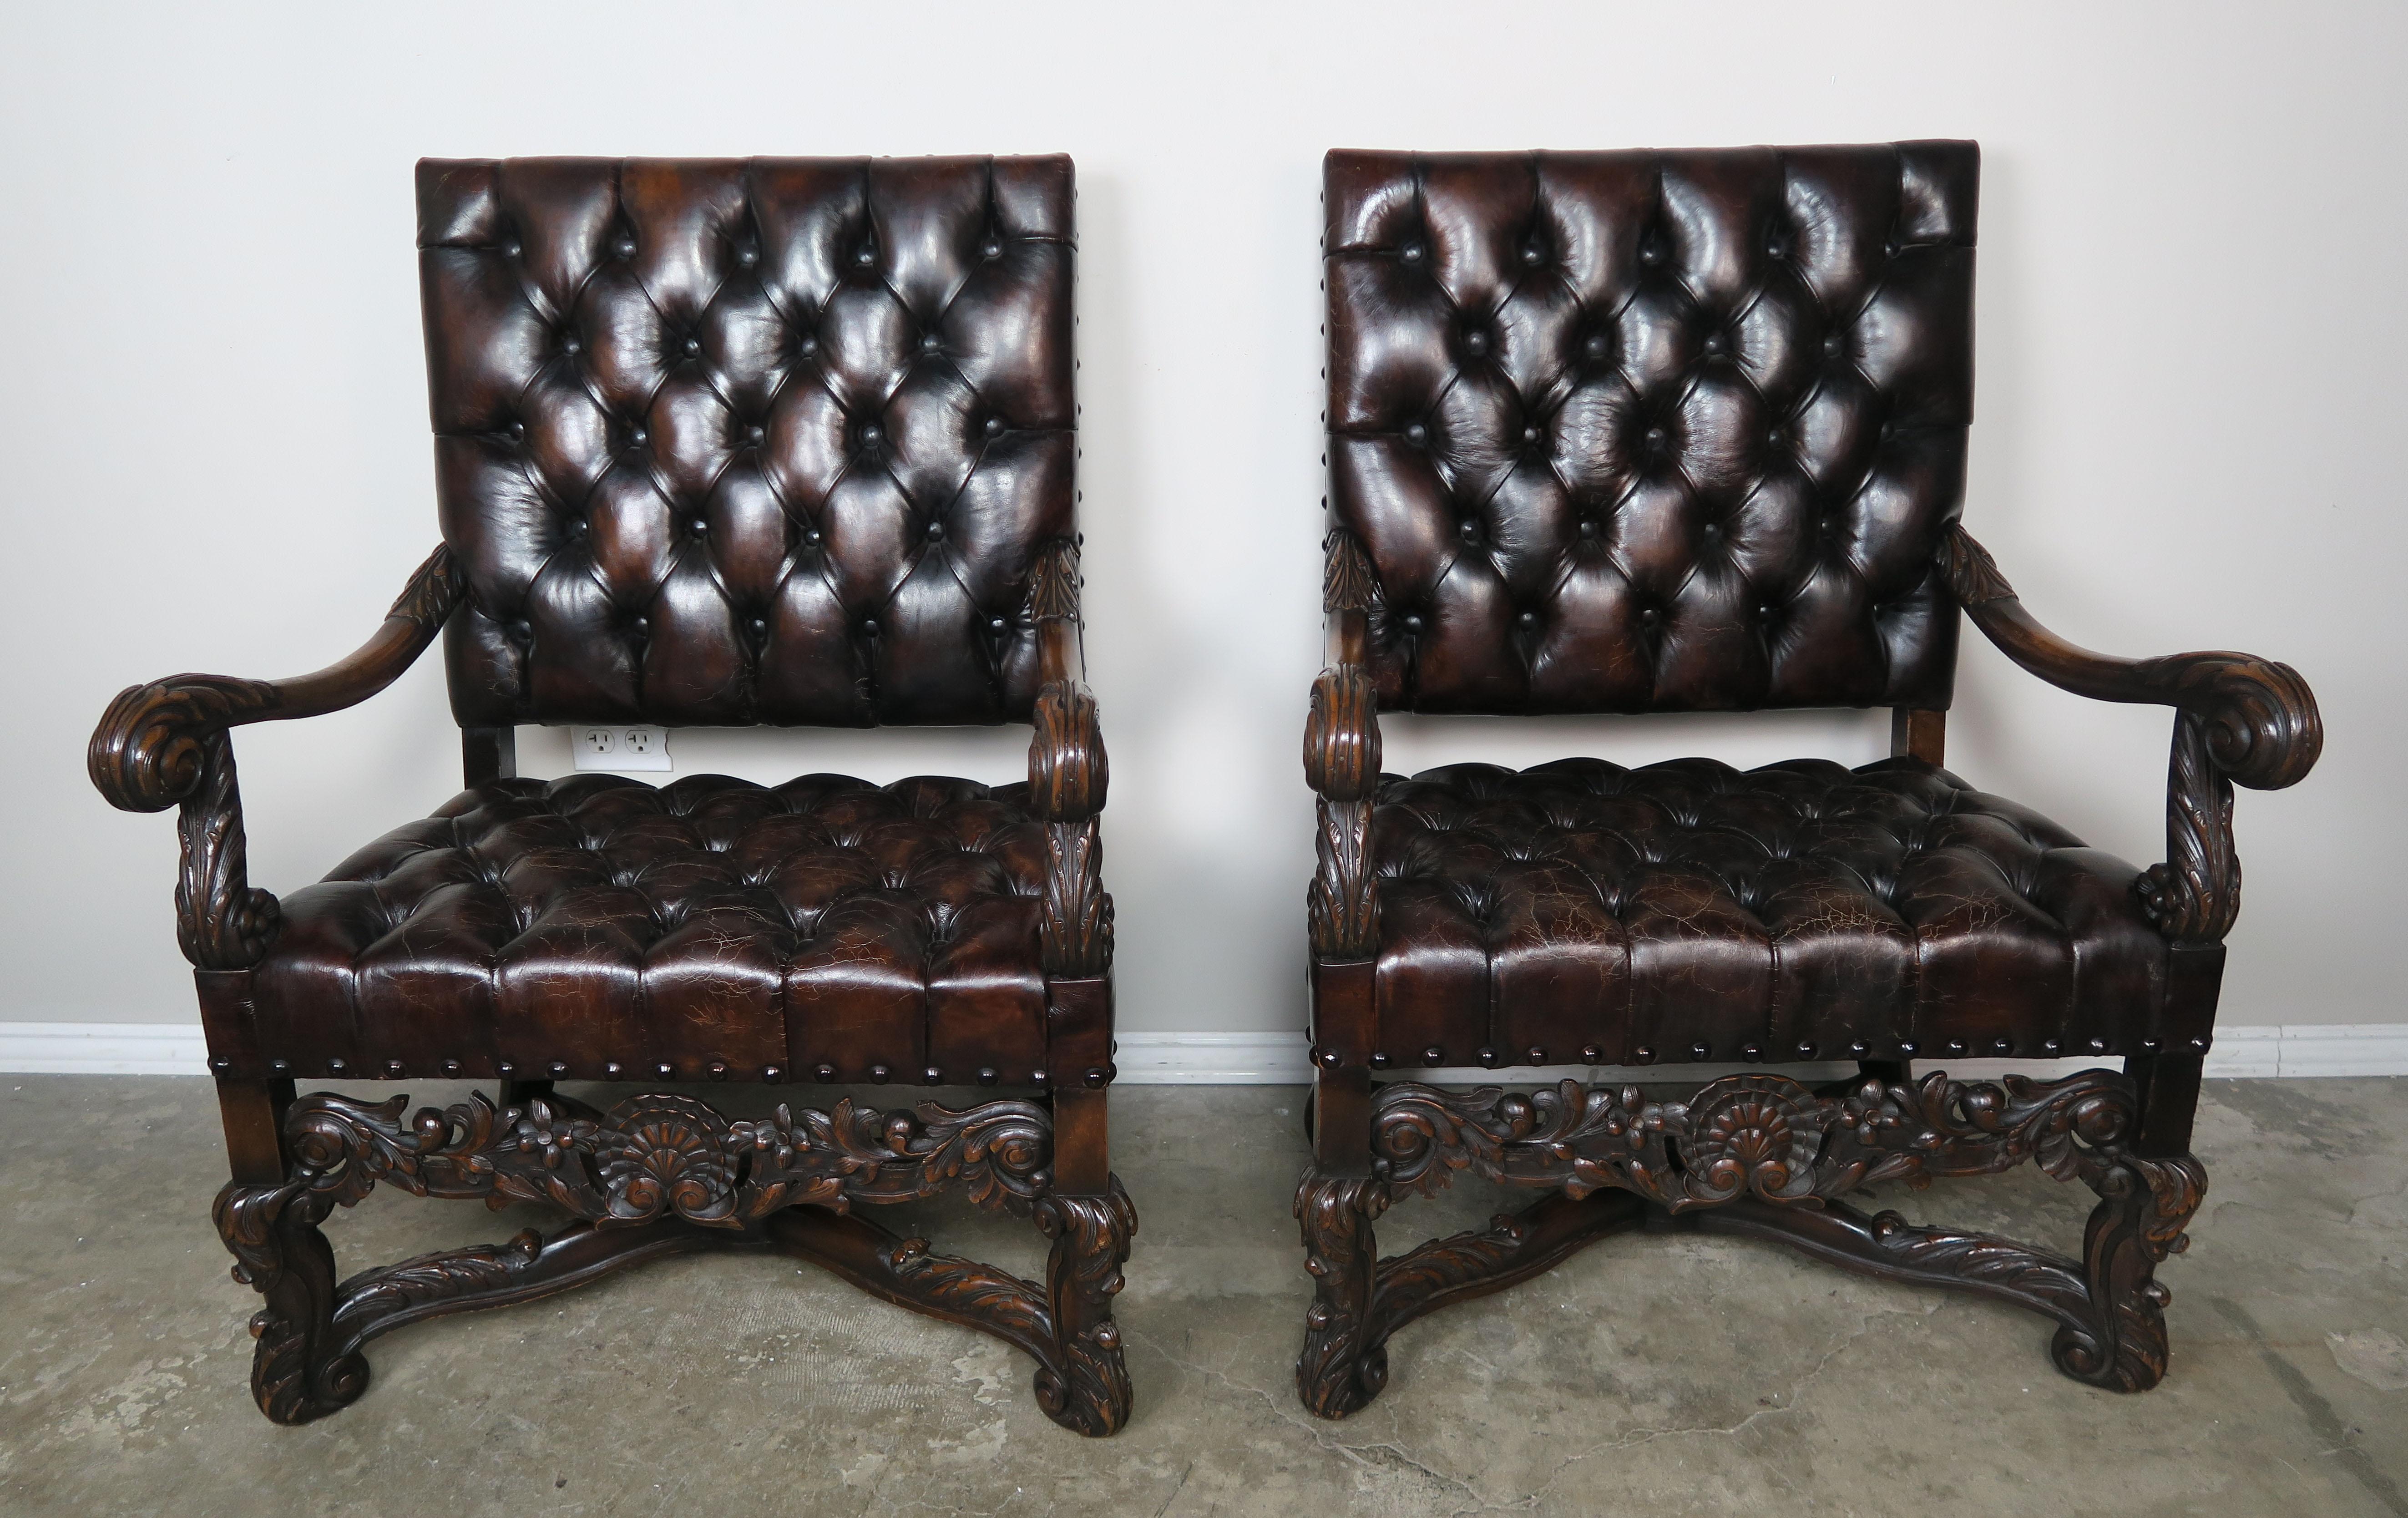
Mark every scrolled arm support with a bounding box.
[1024,539,1113,977]
[1308,530,1387,962]
[1938,524,2322,942]
[1305,666,1383,961]
[88,545,465,968]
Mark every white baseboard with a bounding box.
[0,1022,2395,1082]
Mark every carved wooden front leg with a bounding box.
[1294,1171,1388,1418]
[212,1180,366,1425]
[1031,1179,1138,1436]
[2053,1153,2208,1391]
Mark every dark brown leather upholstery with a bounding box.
[249,774,1052,1084]
[1293,140,2322,1421]
[1365,757,2168,1068]
[420,156,1074,727]
[1325,143,1974,714]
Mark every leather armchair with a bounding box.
[91,155,1135,1437]
[1291,142,2320,1418]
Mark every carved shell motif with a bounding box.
[593,1095,740,1225]
[1678,1075,1825,1204]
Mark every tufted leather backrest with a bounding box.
[1325,142,1976,714]
[418,156,1075,728]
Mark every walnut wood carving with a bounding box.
[215,1088,1134,1434]
[1305,666,1381,960]
[1022,538,1113,979]
[1938,522,2320,942]
[91,545,464,967]
[174,733,278,968]
[1295,1068,2206,1417]
[1323,528,1379,615]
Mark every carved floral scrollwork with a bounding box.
[1295,1067,2207,1416]
[1366,1070,2140,1210]
[285,1089,1057,1226]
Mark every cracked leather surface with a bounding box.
[1365,757,2170,1066]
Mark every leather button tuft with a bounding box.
[749,616,767,634]
[1640,608,1661,627]
[631,615,648,633]
[926,521,944,540]
[921,334,941,353]
[981,239,1002,260]
[1458,520,1479,542]
[1405,423,1427,446]
[859,424,883,446]
[1400,242,1425,264]
[805,527,824,545]
[1584,334,1609,359]
[1522,425,1541,444]
[503,241,522,259]
[614,237,636,259]
[860,618,880,637]
[737,247,758,268]
[561,334,582,354]
[989,616,1007,632]
[1578,519,1599,538]
[689,518,707,535]
[683,337,699,355]
[1517,610,1537,628]
[984,417,1005,437]
[855,245,875,265]
[1402,614,1425,633]
[509,421,526,440]
[1823,334,1845,358]
[1702,333,1727,357]
[1462,330,1489,356]
[1644,426,1667,450]
[1640,240,1665,266]
[798,337,819,357]
[747,425,765,444]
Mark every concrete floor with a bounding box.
[0,1076,2402,1517]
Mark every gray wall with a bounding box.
[5,2,2398,1040]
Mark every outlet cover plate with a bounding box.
[572,726,672,773]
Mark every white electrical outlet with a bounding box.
[572,726,672,773]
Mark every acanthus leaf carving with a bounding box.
[283,1089,1057,1225]
[1322,528,1379,614]
[1937,521,2017,607]
[173,730,279,969]
[1027,537,1082,622]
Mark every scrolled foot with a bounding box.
[214,1180,368,1424]
[2050,1154,2206,1392]
[1032,1177,1138,1436]
[1295,1171,1389,1418]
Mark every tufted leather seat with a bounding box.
[251,773,1054,1084]
[1366,757,2166,1068]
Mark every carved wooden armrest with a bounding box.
[87,546,466,968]
[1306,530,1386,961]
[1024,539,1112,977]
[1937,523,2322,942]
